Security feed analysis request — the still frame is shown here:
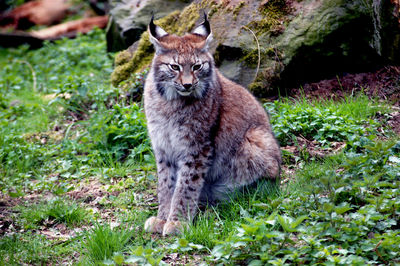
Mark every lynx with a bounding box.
[143,14,282,236]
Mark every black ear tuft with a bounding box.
[192,12,211,38]
[148,14,168,40]
[149,14,157,38]
[148,14,169,53]
[202,11,211,36]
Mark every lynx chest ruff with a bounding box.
[143,14,282,236]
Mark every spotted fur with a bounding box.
[144,15,282,236]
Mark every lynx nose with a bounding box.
[183,84,192,90]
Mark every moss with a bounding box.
[199,0,221,18]
[114,50,132,66]
[111,31,154,87]
[248,0,291,35]
[241,48,267,68]
[111,11,180,87]
[208,6,219,17]
[156,10,181,32]
[111,63,133,87]
[248,81,265,95]
[176,5,201,34]
[248,73,277,96]
[233,1,246,20]
[130,32,154,70]
[248,58,284,95]
[239,1,291,68]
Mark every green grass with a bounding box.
[81,223,135,264]
[0,232,80,265]
[287,92,386,121]
[0,28,399,265]
[291,153,344,191]
[182,180,281,249]
[17,198,89,229]
[2,89,58,133]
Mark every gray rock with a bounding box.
[270,0,400,90]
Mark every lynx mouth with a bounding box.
[176,82,200,97]
[176,90,192,96]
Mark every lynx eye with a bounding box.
[192,64,202,71]
[169,64,180,71]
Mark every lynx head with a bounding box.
[148,13,215,100]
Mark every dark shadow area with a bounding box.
[277,16,386,92]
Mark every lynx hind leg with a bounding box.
[144,216,165,234]
[235,126,282,185]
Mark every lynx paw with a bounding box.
[144,216,165,234]
[162,220,187,236]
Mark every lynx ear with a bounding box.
[148,15,168,53]
[192,12,213,50]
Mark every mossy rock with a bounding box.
[269,0,400,90]
[110,0,400,97]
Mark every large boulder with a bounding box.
[271,0,400,91]
[109,0,400,96]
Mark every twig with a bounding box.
[273,47,283,72]
[14,60,37,92]
[298,134,312,144]
[241,26,261,83]
[373,240,387,264]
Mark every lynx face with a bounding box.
[148,16,215,100]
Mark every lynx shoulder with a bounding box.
[143,14,281,236]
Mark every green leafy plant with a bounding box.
[85,102,152,162]
[124,246,166,266]
[265,95,382,146]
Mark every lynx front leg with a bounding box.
[145,154,176,234]
[163,150,211,236]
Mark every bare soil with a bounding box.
[0,178,115,240]
[291,65,400,105]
